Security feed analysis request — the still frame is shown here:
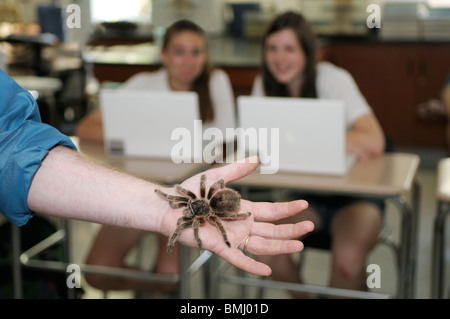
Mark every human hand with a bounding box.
[157,157,314,276]
[346,142,372,160]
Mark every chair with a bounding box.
[431,158,450,299]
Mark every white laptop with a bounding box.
[237,96,356,175]
[100,89,200,160]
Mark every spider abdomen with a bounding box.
[210,189,241,214]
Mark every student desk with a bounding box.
[226,152,421,299]
[14,139,210,299]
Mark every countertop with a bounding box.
[82,32,450,68]
[83,35,262,68]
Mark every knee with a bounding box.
[84,253,122,290]
[333,245,367,280]
[84,271,109,291]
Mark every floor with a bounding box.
[67,165,448,299]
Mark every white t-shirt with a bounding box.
[120,68,236,134]
[251,61,372,130]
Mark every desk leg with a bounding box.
[12,225,22,299]
[391,196,409,298]
[390,181,420,299]
[63,219,77,299]
[179,245,190,298]
[410,181,421,298]
[208,254,220,298]
[431,201,449,299]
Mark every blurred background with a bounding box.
[1,0,449,299]
[1,0,449,163]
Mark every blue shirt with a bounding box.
[0,69,76,226]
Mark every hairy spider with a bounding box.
[155,174,251,252]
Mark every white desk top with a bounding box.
[437,157,450,202]
[230,153,420,198]
[74,136,420,196]
[75,139,208,185]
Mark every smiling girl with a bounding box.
[252,11,387,297]
[79,20,236,295]
[76,19,235,142]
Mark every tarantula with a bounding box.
[155,174,251,252]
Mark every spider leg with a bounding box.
[167,220,193,253]
[183,207,194,218]
[216,212,251,220]
[175,185,197,199]
[193,217,203,250]
[155,189,189,203]
[207,179,225,199]
[200,174,206,198]
[176,215,191,226]
[209,215,231,248]
[169,202,188,209]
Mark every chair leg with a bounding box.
[432,201,449,299]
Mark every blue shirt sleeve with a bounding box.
[0,69,77,226]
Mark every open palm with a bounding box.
[159,157,314,276]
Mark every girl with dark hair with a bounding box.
[252,11,387,297]
[76,19,235,142]
[80,20,236,295]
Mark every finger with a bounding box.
[245,199,309,222]
[250,220,314,240]
[217,247,273,277]
[204,156,260,185]
[240,236,304,256]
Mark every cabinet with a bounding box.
[91,63,258,97]
[91,63,159,83]
[325,42,450,149]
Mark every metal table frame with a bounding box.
[432,158,450,299]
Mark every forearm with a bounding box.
[346,130,384,157]
[27,146,169,233]
[346,114,385,158]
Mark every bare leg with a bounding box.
[253,207,321,298]
[329,202,382,292]
[155,234,180,275]
[85,225,172,292]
